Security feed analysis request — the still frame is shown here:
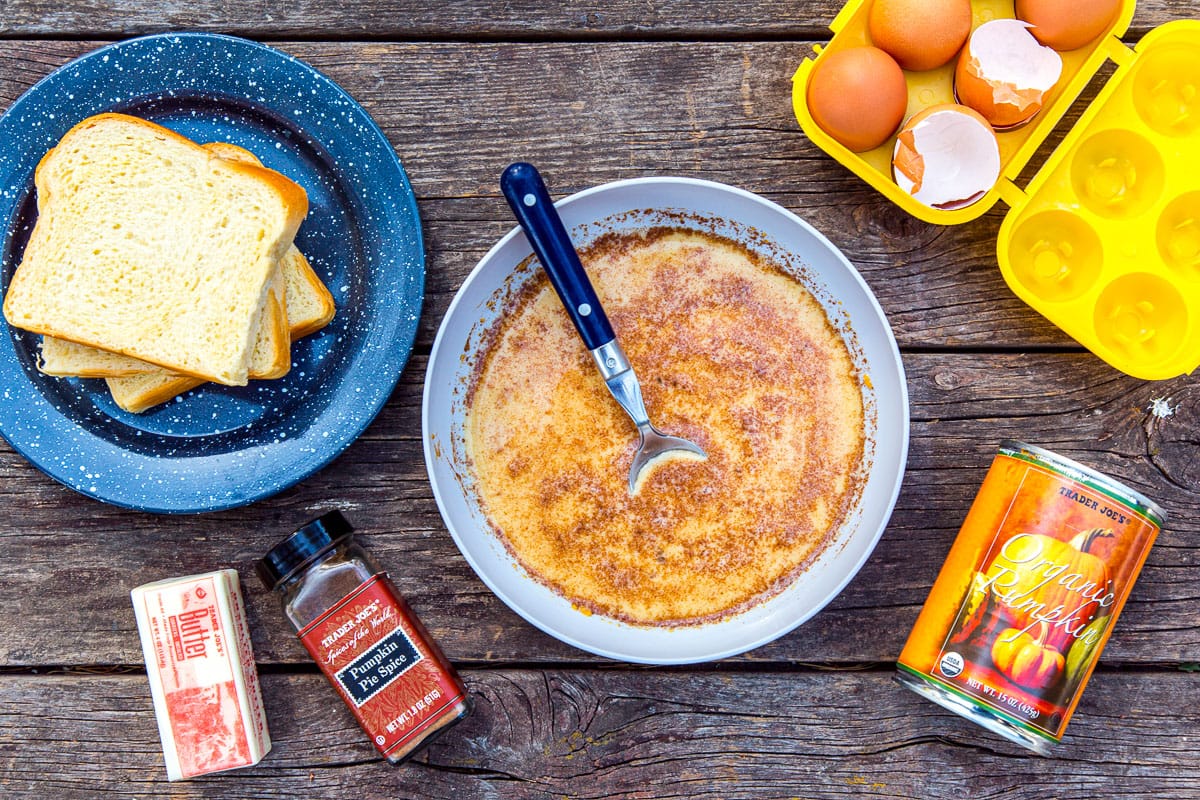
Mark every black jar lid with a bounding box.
[257,510,355,590]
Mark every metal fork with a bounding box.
[500,162,706,494]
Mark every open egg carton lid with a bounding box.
[998,19,1199,380]
[793,1,1200,381]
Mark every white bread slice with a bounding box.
[105,373,206,415]
[37,142,301,380]
[38,338,157,377]
[3,113,307,386]
[99,144,334,414]
[38,267,288,378]
[105,251,334,412]
[274,247,335,340]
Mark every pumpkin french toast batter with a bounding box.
[466,228,866,625]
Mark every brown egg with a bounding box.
[869,0,973,72]
[1016,0,1123,51]
[807,46,908,152]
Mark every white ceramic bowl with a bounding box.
[423,177,908,664]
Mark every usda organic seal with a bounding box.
[939,652,965,678]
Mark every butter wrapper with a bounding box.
[131,569,271,780]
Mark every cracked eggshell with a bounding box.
[1016,0,1123,51]
[955,18,1064,129]
[892,104,1001,210]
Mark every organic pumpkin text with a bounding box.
[981,533,1115,647]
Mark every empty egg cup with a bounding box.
[1093,273,1188,365]
[1157,192,1200,279]
[1007,211,1104,304]
[1069,129,1165,220]
[1132,44,1200,139]
[998,22,1200,380]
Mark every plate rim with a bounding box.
[0,32,426,514]
[423,175,909,664]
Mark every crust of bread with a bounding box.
[105,374,207,414]
[286,250,336,339]
[3,113,308,385]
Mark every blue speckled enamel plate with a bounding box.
[0,33,425,513]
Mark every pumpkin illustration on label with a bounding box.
[1064,615,1110,687]
[982,527,1115,653]
[991,621,1064,690]
[950,572,1005,647]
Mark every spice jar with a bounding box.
[257,511,471,764]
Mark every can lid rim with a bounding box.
[896,665,1060,752]
[999,440,1167,527]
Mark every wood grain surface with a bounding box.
[1,353,1196,669]
[0,0,1192,37]
[2,670,1198,798]
[1,5,1199,797]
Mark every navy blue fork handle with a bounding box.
[500,162,615,351]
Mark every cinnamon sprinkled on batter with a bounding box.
[466,228,865,626]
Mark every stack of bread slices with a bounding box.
[3,114,334,413]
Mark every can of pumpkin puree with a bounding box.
[896,441,1165,755]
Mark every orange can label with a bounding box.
[898,442,1164,747]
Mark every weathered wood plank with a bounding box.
[0,353,1195,668]
[2,669,1198,797]
[0,1,1190,38]
[0,12,1194,796]
[0,40,1150,351]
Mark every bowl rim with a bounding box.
[422,175,910,664]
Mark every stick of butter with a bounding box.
[131,569,271,781]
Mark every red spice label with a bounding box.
[298,574,464,757]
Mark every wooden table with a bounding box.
[2,3,1198,797]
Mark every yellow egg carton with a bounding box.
[793,2,1200,380]
[998,20,1200,380]
[791,0,1135,225]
